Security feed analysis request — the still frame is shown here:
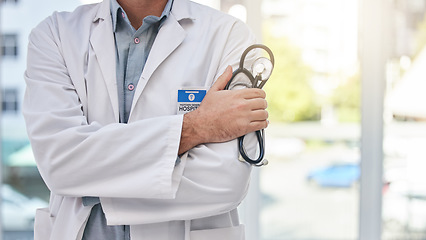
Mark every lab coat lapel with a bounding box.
[130,13,186,114]
[89,13,120,122]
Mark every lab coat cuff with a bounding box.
[162,114,186,198]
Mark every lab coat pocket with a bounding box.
[34,207,53,240]
[190,225,245,240]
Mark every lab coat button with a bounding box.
[128,83,135,91]
[134,38,140,44]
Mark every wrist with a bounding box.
[179,110,204,155]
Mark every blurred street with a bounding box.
[259,122,426,240]
[261,134,359,240]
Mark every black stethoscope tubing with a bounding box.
[224,44,274,167]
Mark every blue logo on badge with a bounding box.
[178,90,206,103]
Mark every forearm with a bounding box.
[178,111,204,155]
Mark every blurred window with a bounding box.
[1,34,18,57]
[1,0,19,4]
[2,88,19,113]
[259,0,360,238]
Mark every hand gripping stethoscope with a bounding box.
[224,44,275,167]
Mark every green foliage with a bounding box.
[330,74,361,122]
[263,32,321,122]
[262,25,360,123]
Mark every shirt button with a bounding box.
[134,38,140,44]
[128,83,135,91]
[122,12,125,18]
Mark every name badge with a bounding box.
[177,88,207,114]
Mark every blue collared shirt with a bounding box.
[111,0,173,123]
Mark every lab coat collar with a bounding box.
[171,0,195,21]
[93,0,110,22]
[90,1,120,122]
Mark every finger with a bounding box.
[249,110,269,122]
[248,120,269,131]
[246,98,268,110]
[210,66,233,92]
[237,88,266,99]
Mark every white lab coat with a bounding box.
[23,0,258,239]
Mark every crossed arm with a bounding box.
[179,66,268,155]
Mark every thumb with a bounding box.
[210,66,233,91]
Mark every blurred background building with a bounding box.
[1,0,82,237]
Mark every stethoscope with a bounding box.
[224,44,275,167]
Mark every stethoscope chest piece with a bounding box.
[252,57,274,87]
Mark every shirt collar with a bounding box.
[110,0,174,32]
[110,0,121,32]
[159,0,174,27]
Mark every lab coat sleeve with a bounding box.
[100,20,261,225]
[23,16,184,200]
